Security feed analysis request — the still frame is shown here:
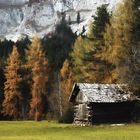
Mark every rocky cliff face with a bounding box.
[0,0,121,41]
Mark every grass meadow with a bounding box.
[0,121,139,140]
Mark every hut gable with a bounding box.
[69,83,135,103]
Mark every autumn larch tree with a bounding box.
[26,35,49,121]
[60,59,73,110]
[104,0,140,87]
[71,37,95,82]
[3,46,22,120]
[59,59,74,123]
[0,69,5,117]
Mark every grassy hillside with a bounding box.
[0,121,139,140]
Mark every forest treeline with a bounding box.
[0,0,140,122]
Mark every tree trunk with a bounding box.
[58,73,63,118]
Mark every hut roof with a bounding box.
[69,83,137,103]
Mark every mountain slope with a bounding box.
[0,0,121,41]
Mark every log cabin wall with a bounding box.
[74,103,92,125]
[74,102,135,124]
[90,102,135,124]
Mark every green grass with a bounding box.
[0,121,139,140]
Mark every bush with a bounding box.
[59,107,74,123]
[35,112,42,121]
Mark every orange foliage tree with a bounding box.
[104,0,140,86]
[26,35,49,121]
[60,59,73,111]
[3,46,22,119]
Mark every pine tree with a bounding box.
[3,46,22,119]
[43,21,75,118]
[26,35,49,121]
[89,4,110,41]
[77,11,80,24]
[68,16,71,25]
[44,20,75,71]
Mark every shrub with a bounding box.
[59,107,74,123]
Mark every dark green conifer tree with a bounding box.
[77,11,80,24]
[89,4,110,41]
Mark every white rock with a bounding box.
[0,0,121,41]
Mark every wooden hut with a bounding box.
[69,83,137,125]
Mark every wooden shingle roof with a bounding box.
[69,83,137,103]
